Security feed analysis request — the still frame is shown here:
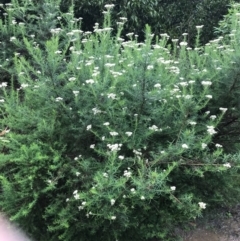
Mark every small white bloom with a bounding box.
[179,82,188,87]
[210,115,217,120]
[223,163,231,168]
[92,107,101,115]
[110,131,119,136]
[219,107,227,113]
[69,77,76,81]
[73,90,79,96]
[105,4,115,9]
[76,172,80,176]
[215,143,222,148]
[118,155,124,160]
[201,81,212,86]
[198,202,206,209]
[147,65,154,70]
[123,170,132,178]
[102,136,105,141]
[202,143,207,149]
[154,83,161,88]
[103,172,108,178]
[189,121,197,125]
[207,126,217,135]
[85,79,94,84]
[55,97,63,102]
[140,196,145,200]
[125,132,133,136]
[205,95,212,99]
[110,199,115,205]
[86,125,92,130]
[130,188,136,193]
[182,144,189,149]
[196,25,204,29]
[170,186,176,191]
[90,144,95,149]
[111,216,116,220]
[149,125,158,131]
[180,41,188,46]
[107,93,116,99]
[103,122,110,126]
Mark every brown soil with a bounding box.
[176,205,240,241]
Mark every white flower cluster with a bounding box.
[78,201,87,210]
[107,143,122,152]
[92,107,102,115]
[148,125,159,131]
[0,82,7,88]
[201,81,212,86]
[133,149,142,156]
[110,199,115,205]
[198,202,206,209]
[123,168,132,178]
[207,125,217,135]
[73,190,80,200]
[223,163,231,168]
[110,131,118,136]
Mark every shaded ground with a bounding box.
[175,205,240,241]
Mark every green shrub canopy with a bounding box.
[0,1,240,241]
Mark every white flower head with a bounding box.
[111,216,116,220]
[107,93,116,99]
[180,41,188,46]
[86,125,92,131]
[201,81,212,86]
[69,77,76,81]
[170,186,176,191]
[215,143,222,148]
[147,65,154,70]
[103,172,108,178]
[205,95,212,99]
[182,144,189,149]
[196,25,204,29]
[110,199,115,205]
[104,4,115,9]
[223,163,231,168]
[140,196,145,200]
[103,122,110,126]
[130,188,136,193]
[85,79,94,84]
[125,132,133,137]
[118,155,124,160]
[198,202,206,209]
[210,115,217,120]
[90,144,95,149]
[149,125,158,131]
[154,83,161,88]
[202,143,207,149]
[110,131,118,136]
[219,107,227,113]
[207,126,217,135]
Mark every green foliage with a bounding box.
[1,1,240,241]
[63,0,240,46]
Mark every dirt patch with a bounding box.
[176,205,240,241]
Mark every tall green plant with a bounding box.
[1,1,240,241]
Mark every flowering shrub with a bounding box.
[1,1,240,241]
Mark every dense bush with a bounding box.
[1,1,240,241]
